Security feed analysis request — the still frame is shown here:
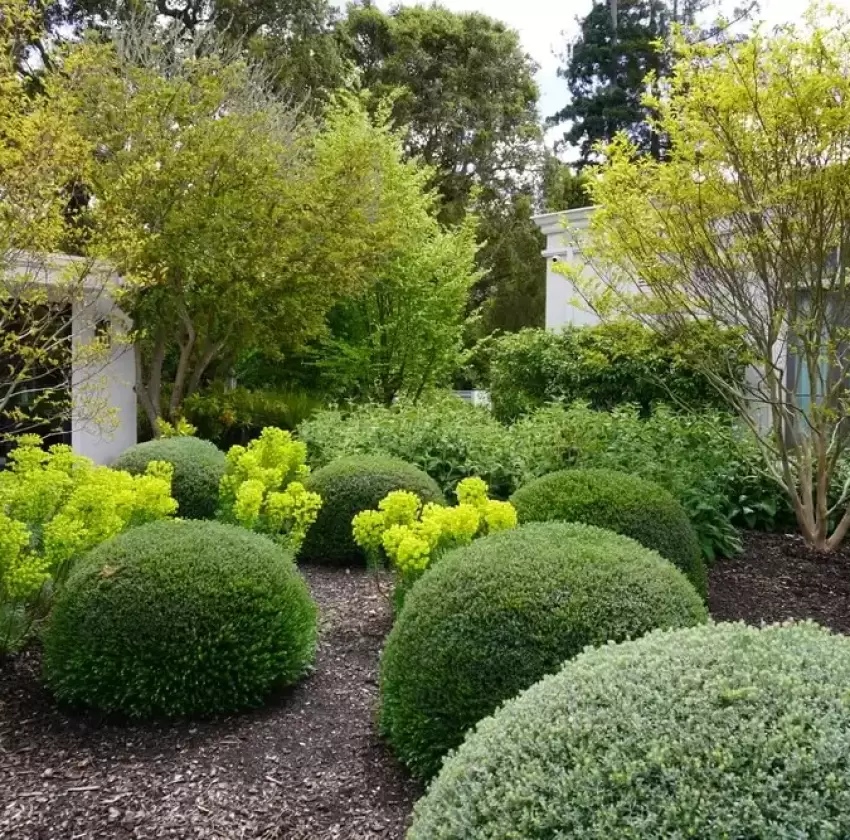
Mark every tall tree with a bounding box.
[51,22,424,428]
[339,2,541,224]
[551,0,740,164]
[574,9,850,551]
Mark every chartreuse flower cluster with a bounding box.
[352,477,517,582]
[219,427,322,551]
[0,435,177,606]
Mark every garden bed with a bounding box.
[709,531,850,634]
[0,567,420,840]
[4,533,850,840]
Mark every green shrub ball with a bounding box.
[511,467,707,596]
[379,522,707,780]
[299,456,444,566]
[112,436,225,520]
[43,520,317,719]
[409,621,850,839]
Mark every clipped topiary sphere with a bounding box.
[43,520,317,719]
[379,522,706,780]
[409,621,850,840]
[511,468,706,596]
[112,437,225,520]
[299,456,444,566]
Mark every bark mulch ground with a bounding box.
[5,532,850,840]
[0,566,421,840]
[709,530,850,634]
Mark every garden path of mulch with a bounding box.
[709,530,850,634]
[0,567,421,840]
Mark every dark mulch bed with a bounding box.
[709,530,850,634]
[0,567,421,840]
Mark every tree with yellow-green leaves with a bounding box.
[50,18,464,430]
[0,0,114,447]
[571,4,850,551]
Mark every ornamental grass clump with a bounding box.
[299,456,444,566]
[218,427,322,553]
[112,435,225,520]
[353,477,517,600]
[379,522,706,780]
[409,621,850,839]
[43,519,317,719]
[512,467,707,596]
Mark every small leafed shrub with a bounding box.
[299,456,444,566]
[0,436,176,654]
[297,395,523,498]
[409,622,850,839]
[485,321,747,422]
[352,477,517,604]
[512,468,707,597]
[184,385,324,448]
[379,522,707,780]
[43,520,317,718]
[218,427,322,553]
[113,436,225,520]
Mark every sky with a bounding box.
[377,0,849,147]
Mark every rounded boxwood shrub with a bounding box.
[379,522,707,780]
[299,456,444,566]
[511,467,706,596]
[409,621,850,839]
[112,437,225,520]
[43,520,317,719]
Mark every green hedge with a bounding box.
[299,456,444,566]
[485,321,747,422]
[409,621,850,839]
[43,520,317,718]
[112,437,225,520]
[511,468,706,596]
[379,522,707,780]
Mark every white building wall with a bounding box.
[5,254,137,465]
[534,208,602,331]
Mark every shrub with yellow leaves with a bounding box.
[218,427,322,552]
[352,477,517,605]
[0,435,177,653]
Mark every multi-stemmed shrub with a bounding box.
[113,435,225,520]
[0,436,177,654]
[297,395,523,498]
[511,467,707,597]
[299,456,444,566]
[43,519,317,718]
[409,622,850,839]
[352,477,517,606]
[379,522,707,780]
[218,427,322,553]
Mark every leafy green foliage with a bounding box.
[299,456,443,567]
[409,621,850,839]
[218,428,321,553]
[112,437,225,521]
[380,522,707,780]
[43,520,317,718]
[485,321,748,423]
[511,468,706,596]
[0,435,176,654]
[339,3,540,225]
[183,386,324,447]
[352,478,516,603]
[297,396,523,499]
[510,402,792,560]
